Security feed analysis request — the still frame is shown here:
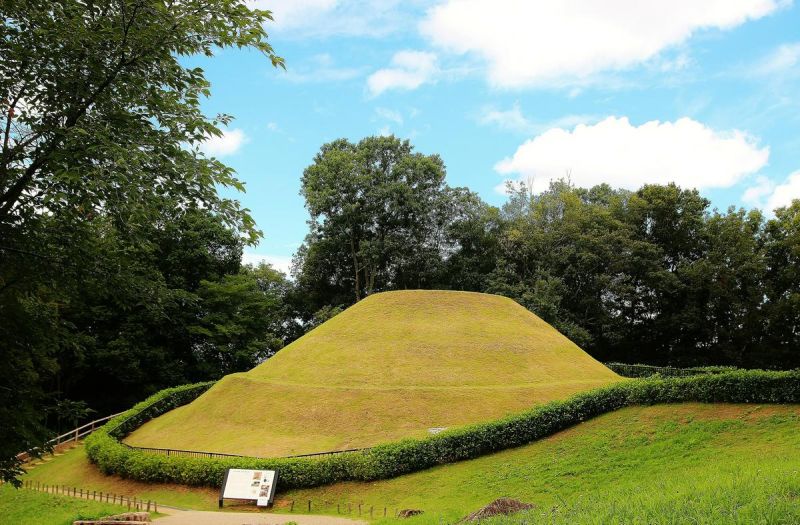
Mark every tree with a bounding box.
[191,264,292,376]
[1,0,282,239]
[0,0,283,485]
[297,136,451,305]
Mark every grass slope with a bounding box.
[0,484,129,525]
[127,290,619,456]
[22,445,219,511]
[273,403,800,524]
[25,403,800,523]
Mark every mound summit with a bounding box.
[125,290,620,456]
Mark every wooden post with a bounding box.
[74,428,79,442]
[370,506,373,518]
[384,507,387,517]
[358,503,362,516]
[147,500,151,512]
[154,502,158,513]
[79,488,83,498]
[290,500,294,512]
[308,500,311,512]
[337,503,340,514]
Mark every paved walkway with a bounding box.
[155,508,366,525]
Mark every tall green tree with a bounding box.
[297,136,452,305]
[0,0,283,485]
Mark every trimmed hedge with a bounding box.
[85,370,800,490]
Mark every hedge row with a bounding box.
[605,362,739,378]
[85,370,800,489]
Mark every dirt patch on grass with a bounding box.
[460,498,535,522]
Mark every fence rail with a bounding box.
[22,480,158,513]
[16,412,125,462]
[604,362,736,378]
[124,443,374,460]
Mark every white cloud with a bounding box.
[755,42,800,74]
[367,51,438,96]
[742,175,775,205]
[495,116,769,194]
[765,171,800,211]
[375,107,404,125]
[242,252,293,274]
[249,0,417,38]
[420,0,786,88]
[479,103,598,135]
[199,129,247,157]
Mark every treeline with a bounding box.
[294,136,800,370]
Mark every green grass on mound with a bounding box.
[126,290,620,456]
[22,445,219,510]
[272,403,800,524]
[0,484,130,525]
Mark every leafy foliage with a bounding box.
[0,0,284,485]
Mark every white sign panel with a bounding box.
[220,469,277,507]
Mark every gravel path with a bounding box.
[154,509,366,525]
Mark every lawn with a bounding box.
[0,484,134,525]
[22,445,219,511]
[125,290,620,457]
[270,403,800,524]
[27,403,800,524]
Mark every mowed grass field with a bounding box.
[274,403,800,524]
[0,484,133,525]
[126,290,620,456]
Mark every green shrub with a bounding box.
[85,370,800,489]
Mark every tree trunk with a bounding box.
[350,234,361,302]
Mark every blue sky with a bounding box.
[192,1,800,272]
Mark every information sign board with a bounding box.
[219,468,277,508]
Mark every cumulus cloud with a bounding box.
[495,116,769,194]
[420,0,786,88]
[765,171,800,211]
[367,51,438,97]
[199,129,247,157]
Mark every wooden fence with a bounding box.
[16,412,124,462]
[604,362,735,378]
[124,444,373,460]
[22,480,158,513]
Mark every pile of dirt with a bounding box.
[460,498,535,522]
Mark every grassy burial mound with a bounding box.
[125,290,620,457]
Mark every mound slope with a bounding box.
[125,290,620,456]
